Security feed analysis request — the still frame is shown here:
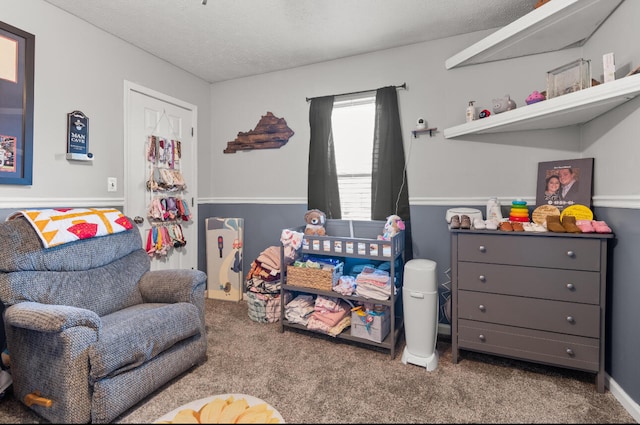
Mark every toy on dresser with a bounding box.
[378,215,405,240]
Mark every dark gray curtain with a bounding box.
[307,96,341,219]
[371,86,413,260]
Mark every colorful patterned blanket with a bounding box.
[7,208,133,248]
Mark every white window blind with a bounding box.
[332,94,375,220]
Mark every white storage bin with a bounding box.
[351,307,390,343]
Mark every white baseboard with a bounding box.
[608,375,640,423]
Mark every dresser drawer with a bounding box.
[458,291,600,337]
[457,262,600,304]
[457,234,601,271]
[458,319,599,372]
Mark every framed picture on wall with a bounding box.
[536,158,594,212]
[0,21,35,185]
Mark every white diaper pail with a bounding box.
[401,259,439,371]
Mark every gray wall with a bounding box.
[594,207,640,405]
[0,0,211,209]
[1,0,639,419]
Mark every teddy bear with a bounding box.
[304,209,326,236]
[378,215,405,240]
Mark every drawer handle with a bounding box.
[566,348,575,357]
[479,334,486,341]
[478,304,486,312]
[566,283,575,291]
[479,245,486,253]
[566,250,575,258]
[478,275,486,282]
[566,316,575,323]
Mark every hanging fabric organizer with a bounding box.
[144,133,191,258]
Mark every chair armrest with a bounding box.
[138,269,207,304]
[4,301,101,333]
[4,302,99,420]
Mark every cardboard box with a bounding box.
[351,308,390,343]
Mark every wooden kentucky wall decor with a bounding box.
[224,112,294,153]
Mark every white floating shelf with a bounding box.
[445,0,624,69]
[443,73,640,138]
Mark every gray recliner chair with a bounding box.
[0,216,208,423]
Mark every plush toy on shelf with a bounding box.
[525,90,546,105]
[478,109,491,119]
[303,209,327,236]
[492,94,517,114]
[379,214,405,240]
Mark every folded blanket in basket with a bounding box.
[7,208,133,248]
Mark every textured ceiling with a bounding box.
[43,0,538,83]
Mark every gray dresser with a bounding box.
[450,230,613,393]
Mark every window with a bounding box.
[331,94,375,220]
[307,85,409,235]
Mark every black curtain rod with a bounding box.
[305,83,406,102]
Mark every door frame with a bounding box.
[123,81,198,267]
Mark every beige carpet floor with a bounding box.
[0,298,636,423]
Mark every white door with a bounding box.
[124,82,198,271]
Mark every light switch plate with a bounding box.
[107,177,117,192]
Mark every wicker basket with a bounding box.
[286,263,343,291]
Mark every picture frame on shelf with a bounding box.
[0,21,35,185]
[536,158,594,212]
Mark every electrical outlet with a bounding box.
[107,177,117,192]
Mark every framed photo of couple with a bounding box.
[536,158,594,212]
